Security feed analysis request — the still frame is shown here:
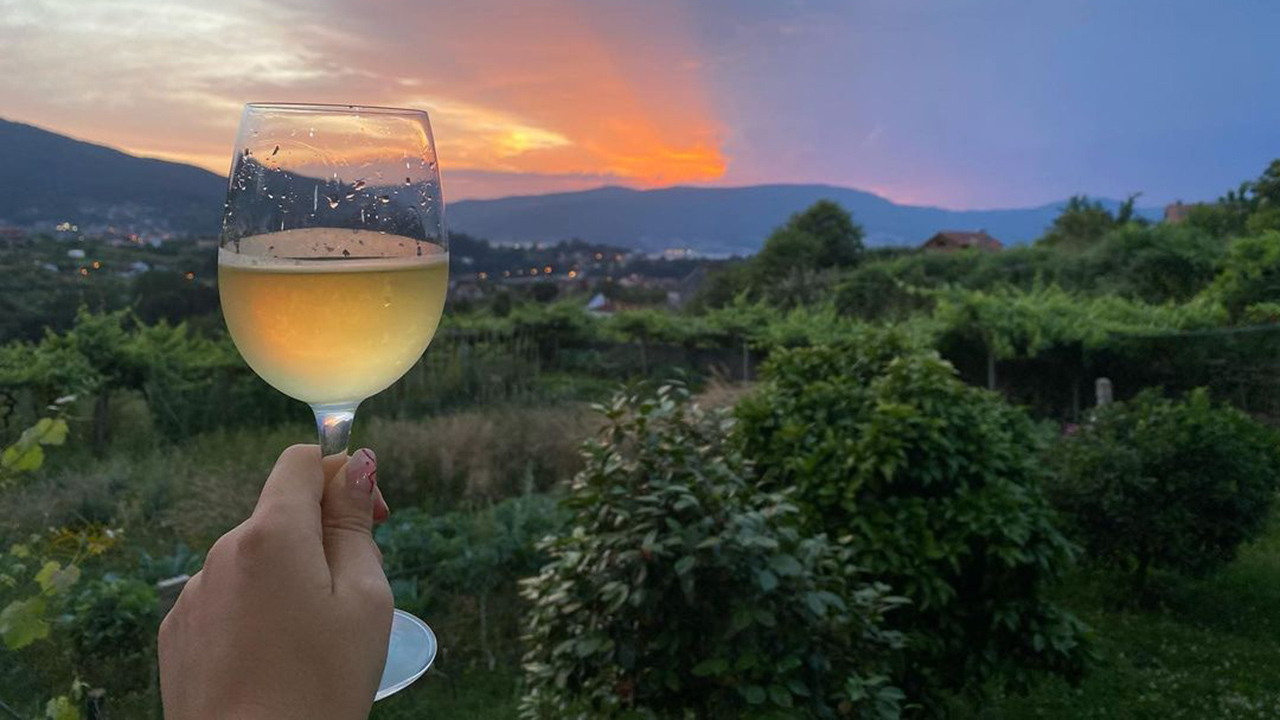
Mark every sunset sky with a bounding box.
[1,0,1278,206]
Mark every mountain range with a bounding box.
[0,118,1161,252]
[449,185,1160,254]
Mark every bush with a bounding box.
[68,575,157,662]
[520,382,906,719]
[835,263,927,321]
[1085,223,1222,303]
[736,333,1089,707]
[1209,232,1280,319]
[1048,388,1280,596]
[378,495,566,668]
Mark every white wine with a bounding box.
[219,229,448,406]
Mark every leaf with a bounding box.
[37,419,69,446]
[804,592,826,617]
[742,685,767,705]
[1,442,43,473]
[768,684,793,708]
[0,596,50,649]
[691,657,728,677]
[768,554,803,577]
[35,561,80,595]
[45,695,82,720]
[757,569,779,592]
[674,556,696,576]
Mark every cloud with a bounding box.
[0,0,728,198]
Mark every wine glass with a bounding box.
[217,102,446,700]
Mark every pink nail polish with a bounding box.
[347,448,377,497]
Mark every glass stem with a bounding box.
[313,403,358,459]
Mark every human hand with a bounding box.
[159,445,392,720]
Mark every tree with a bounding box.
[737,334,1089,706]
[1187,182,1256,239]
[1252,158,1280,206]
[1208,231,1280,319]
[1049,389,1280,599]
[1038,195,1125,249]
[1086,223,1222,303]
[750,201,866,307]
[787,199,866,268]
[521,382,906,719]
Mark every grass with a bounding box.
[964,519,1280,719]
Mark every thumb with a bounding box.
[321,447,384,590]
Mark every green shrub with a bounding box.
[520,382,906,719]
[1048,388,1280,596]
[1085,223,1223,303]
[835,263,928,321]
[68,575,157,661]
[736,333,1088,707]
[1208,231,1280,319]
[378,495,566,668]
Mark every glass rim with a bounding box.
[245,102,430,119]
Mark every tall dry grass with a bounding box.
[361,403,599,509]
[0,403,599,553]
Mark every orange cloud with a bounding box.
[0,0,728,197]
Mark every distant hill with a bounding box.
[449,185,1162,254]
[0,118,225,234]
[0,119,1162,250]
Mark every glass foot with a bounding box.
[376,609,437,701]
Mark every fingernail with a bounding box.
[347,448,377,498]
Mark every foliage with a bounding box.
[521,382,906,719]
[1083,223,1223,303]
[1186,182,1256,239]
[1048,389,1280,597]
[1038,195,1133,249]
[1209,232,1280,319]
[835,262,929,321]
[693,201,866,309]
[1,409,116,718]
[930,284,1226,361]
[67,576,157,661]
[736,335,1089,706]
[754,200,865,281]
[378,495,566,667]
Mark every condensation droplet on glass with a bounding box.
[313,187,319,212]
[353,179,366,191]
[342,249,351,257]
[266,192,274,199]
[308,127,315,138]
[378,195,391,204]
[345,192,356,200]
[328,196,340,209]
[405,160,411,170]
[361,209,367,224]
[271,145,280,156]
[405,177,412,186]
[280,219,285,231]
[427,160,436,170]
